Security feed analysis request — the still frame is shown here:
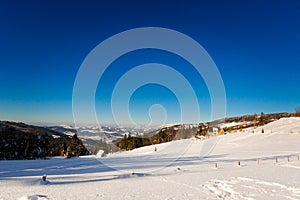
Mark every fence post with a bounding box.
[42,174,47,182]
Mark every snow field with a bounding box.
[0,118,300,199]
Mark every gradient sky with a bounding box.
[0,0,299,126]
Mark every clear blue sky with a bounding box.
[0,0,299,125]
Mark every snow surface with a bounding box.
[0,117,300,200]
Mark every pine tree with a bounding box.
[66,134,88,158]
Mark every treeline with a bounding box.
[116,125,197,151]
[0,121,89,160]
[221,112,291,133]
[222,112,293,124]
[116,133,151,151]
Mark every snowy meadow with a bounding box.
[1,118,300,200]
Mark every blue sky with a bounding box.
[0,0,299,125]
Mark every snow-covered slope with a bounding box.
[1,118,300,200]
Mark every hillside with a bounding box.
[0,121,89,160]
[0,112,292,160]
[114,124,198,150]
[0,117,299,199]
[114,112,294,151]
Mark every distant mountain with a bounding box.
[45,124,155,154]
[0,121,88,160]
[47,125,77,136]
